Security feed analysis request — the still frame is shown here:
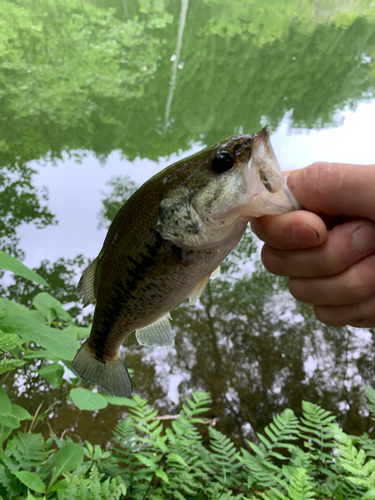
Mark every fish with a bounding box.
[72,127,301,397]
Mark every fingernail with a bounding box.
[353,224,375,253]
[292,223,320,247]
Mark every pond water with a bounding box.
[2,0,375,447]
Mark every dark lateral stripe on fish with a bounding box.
[90,233,181,350]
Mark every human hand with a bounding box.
[250,162,375,328]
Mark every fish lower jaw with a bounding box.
[240,192,297,218]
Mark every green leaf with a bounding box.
[24,349,64,361]
[0,332,23,352]
[10,404,32,421]
[0,251,49,287]
[0,386,12,416]
[102,394,137,407]
[0,358,25,375]
[0,313,79,361]
[49,443,84,489]
[14,471,46,493]
[0,424,12,444]
[64,325,92,341]
[70,388,108,411]
[155,468,169,484]
[363,488,375,500]
[168,453,188,467]
[38,362,64,388]
[33,292,72,324]
[0,415,20,429]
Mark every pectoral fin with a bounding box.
[136,313,174,347]
[188,274,210,305]
[188,266,220,306]
[210,265,220,280]
[77,257,98,307]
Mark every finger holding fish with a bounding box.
[260,218,375,278]
[289,252,375,307]
[250,211,326,250]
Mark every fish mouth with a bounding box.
[242,127,302,216]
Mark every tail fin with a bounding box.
[72,341,133,397]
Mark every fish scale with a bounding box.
[72,127,301,397]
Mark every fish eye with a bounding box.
[211,150,234,174]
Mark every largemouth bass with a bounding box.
[73,127,300,397]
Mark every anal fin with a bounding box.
[136,313,174,347]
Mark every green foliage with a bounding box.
[0,251,49,287]
[104,391,375,500]
[3,381,375,498]
[56,468,127,500]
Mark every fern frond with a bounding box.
[289,447,313,471]
[0,465,10,490]
[5,432,50,470]
[335,429,375,495]
[288,467,315,499]
[365,386,375,421]
[208,427,242,487]
[56,472,127,500]
[173,491,187,500]
[237,448,277,489]
[258,487,289,500]
[239,407,299,484]
[299,401,336,464]
[0,358,24,375]
[356,433,375,458]
[0,333,23,352]
[209,427,237,462]
[127,394,164,443]
[183,391,212,421]
[111,416,140,467]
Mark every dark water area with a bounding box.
[1,0,375,448]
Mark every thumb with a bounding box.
[286,162,375,220]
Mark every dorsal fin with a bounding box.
[136,313,174,347]
[77,257,98,307]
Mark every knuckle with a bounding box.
[291,162,346,213]
[288,278,304,300]
[321,249,341,275]
[261,246,284,275]
[303,162,342,195]
[343,271,368,301]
